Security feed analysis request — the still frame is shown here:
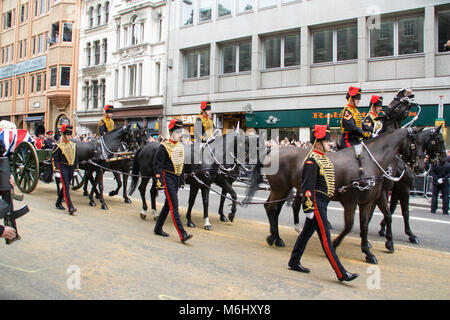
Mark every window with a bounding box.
[63,23,73,42]
[438,10,450,53]
[103,39,107,63]
[238,0,253,13]
[51,22,60,45]
[155,62,161,95]
[20,3,28,23]
[17,78,21,95]
[199,0,212,22]
[30,75,35,93]
[313,25,357,63]
[50,67,57,87]
[131,16,138,45]
[221,42,251,74]
[128,65,137,96]
[92,80,99,109]
[34,0,38,17]
[140,22,145,43]
[184,48,210,79]
[88,7,94,28]
[181,0,193,26]
[0,82,3,98]
[4,10,13,29]
[60,66,70,86]
[264,34,300,69]
[218,0,232,17]
[370,16,423,58]
[105,2,110,23]
[259,0,276,9]
[96,4,102,26]
[38,34,45,53]
[84,81,90,109]
[86,42,91,66]
[40,0,45,15]
[43,71,46,91]
[94,41,100,65]
[36,73,42,92]
[4,80,9,97]
[101,79,106,107]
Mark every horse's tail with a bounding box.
[242,161,263,205]
[128,150,141,196]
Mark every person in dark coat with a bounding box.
[430,158,449,215]
[288,124,359,282]
[153,119,192,242]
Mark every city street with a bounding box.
[1,173,449,300]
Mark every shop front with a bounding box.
[112,106,163,138]
[245,105,450,145]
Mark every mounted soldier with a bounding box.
[194,101,214,143]
[52,124,78,215]
[363,95,384,137]
[339,86,371,149]
[98,104,115,136]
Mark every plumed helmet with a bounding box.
[346,86,362,100]
[61,124,73,135]
[200,101,211,111]
[310,124,331,144]
[370,95,383,107]
[168,119,183,133]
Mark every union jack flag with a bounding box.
[0,129,35,156]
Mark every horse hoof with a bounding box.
[187,220,196,228]
[365,255,378,264]
[378,229,386,237]
[140,212,147,220]
[204,225,212,231]
[385,242,394,253]
[228,214,235,223]
[109,191,117,197]
[124,198,132,204]
[275,238,286,247]
[219,215,228,223]
[409,236,420,244]
[101,204,108,210]
[266,235,275,246]
[83,191,89,197]
[89,201,96,207]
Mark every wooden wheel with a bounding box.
[12,141,39,194]
[71,169,86,190]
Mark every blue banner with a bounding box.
[0,55,47,79]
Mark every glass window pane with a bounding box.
[239,42,251,72]
[199,49,210,76]
[337,25,357,61]
[370,20,394,58]
[264,38,281,69]
[36,74,41,92]
[284,34,300,66]
[184,52,198,78]
[260,0,276,8]
[238,0,253,13]
[313,29,333,63]
[199,0,212,22]
[222,45,236,74]
[181,0,193,26]
[50,67,57,87]
[398,16,423,55]
[218,0,232,17]
[438,11,450,53]
[60,67,70,86]
[63,23,73,42]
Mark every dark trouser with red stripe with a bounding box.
[289,193,346,280]
[339,132,360,149]
[56,163,75,211]
[154,171,188,240]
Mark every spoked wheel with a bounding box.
[71,169,87,190]
[12,141,39,194]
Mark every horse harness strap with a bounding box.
[354,144,364,176]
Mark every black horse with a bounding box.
[76,125,136,210]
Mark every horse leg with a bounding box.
[292,192,302,233]
[83,171,92,196]
[201,186,212,230]
[332,201,356,249]
[186,183,199,228]
[359,202,378,264]
[109,172,121,197]
[264,191,287,247]
[150,178,159,219]
[220,180,236,222]
[122,173,131,203]
[138,177,150,219]
[217,188,228,222]
[399,189,419,244]
[96,170,108,210]
[375,193,394,253]
[88,171,96,207]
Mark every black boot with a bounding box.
[181,233,193,242]
[154,229,169,237]
[55,203,65,210]
[339,272,359,282]
[288,262,310,273]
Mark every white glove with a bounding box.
[438,178,444,184]
[305,212,314,219]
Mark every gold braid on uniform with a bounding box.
[340,104,363,133]
[310,151,335,198]
[161,139,184,176]
[199,114,214,140]
[55,140,76,166]
[99,116,115,132]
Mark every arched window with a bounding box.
[96,4,102,26]
[104,2,110,23]
[131,15,138,45]
[88,7,94,28]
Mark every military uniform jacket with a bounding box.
[362,112,382,136]
[194,115,214,142]
[302,150,335,214]
[154,139,185,185]
[52,139,78,167]
[98,117,115,136]
[340,104,371,141]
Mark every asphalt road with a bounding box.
[1,175,450,300]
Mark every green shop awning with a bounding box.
[245,104,449,128]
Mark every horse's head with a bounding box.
[422,125,447,165]
[120,124,138,151]
[404,127,426,174]
[378,88,417,133]
[132,123,148,148]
